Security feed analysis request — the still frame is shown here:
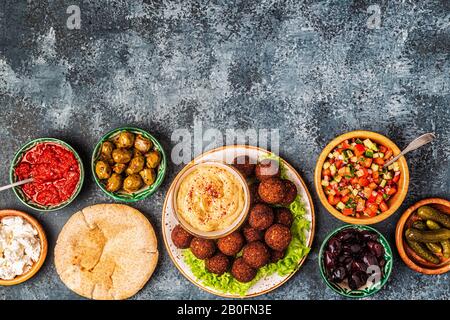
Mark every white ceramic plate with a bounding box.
[162,145,315,298]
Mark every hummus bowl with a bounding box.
[172,161,250,239]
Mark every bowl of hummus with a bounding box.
[172,161,250,239]
[0,210,47,286]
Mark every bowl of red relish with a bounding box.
[315,131,409,225]
[10,138,84,211]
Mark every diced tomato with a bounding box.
[373,171,379,180]
[385,186,397,195]
[367,203,379,216]
[375,193,384,205]
[351,177,359,185]
[384,149,393,160]
[354,144,366,157]
[368,191,377,203]
[369,182,378,189]
[335,160,344,169]
[358,177,369,187]
[340,188,350,196]
[342,208,354,216]
[362,157,373,168]
[328,195,341,206]
[379,145,387,153]
[374,158,385,165]
[392,172,400,183]
[379,201,389,212]
[341,195,350,203]
[322,169,331,177]
[342,140,351,149]
[356,199,365,212]
[363,187,372,198]
[338,167,346,176]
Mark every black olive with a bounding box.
[362,253,378,268]
[367,241,385,258]
[348,271,368,290]
[330,266,347,283]
[327,238,342,256]
[324,251,336,270]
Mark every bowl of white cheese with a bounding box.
[0,210,47,286]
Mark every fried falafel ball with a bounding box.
[265,224,292,251]
[231,257,257,283]
[249,183,262,205]
[171,225,193,249]
[205,253,230,275]
[190,237,216,260]
[279,179,297,205]
[258,177,286,205]
[255,159,280,181]
[217,231,245,256]
[248,204,274,231]
[270,249,285,263]
[242,241,270,269]
[275,208,294,228]
[232,155,255,178]
[242,223,263,242]
[115,131,135,149]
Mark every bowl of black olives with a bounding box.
[319,225,393,298]
[92,127,167,202]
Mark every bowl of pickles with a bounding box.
[92,127,167,202]
[396,198,450,275]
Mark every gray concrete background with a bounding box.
[0,0,449,300]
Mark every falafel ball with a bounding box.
[275,208,294,227]
[242,241,270,269]
[279,179,297,205]
[248,204,274,230]
[270,249,285,263]
[249,183,262,205]
[258,177,286,204]
[265,224,292,251]
[231,257,257,283]
[217,231,245,256]
[171,225,193,249]
[190,237,216,259]
[232,155,255,178]
[205,253,230,275]
[242,224,263,242]
[255,159,280,181]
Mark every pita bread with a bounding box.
[54,204,158,300]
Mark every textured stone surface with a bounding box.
[0,1,449,300]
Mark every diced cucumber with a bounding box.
[383,193,388,200]
[330,164,337,176]
[371,163,379,171]
[350,156,358,162]
[378,152,384,158]
[380,179,387,188]
[321,180,329,187]
[393,161,400,172]
[334,175,342,183]
[333,151,340,158]
[328,152,334,159]
[388,164,394,171]
[356,169,365,177]
[355,138,363,144]
[365,150,374,158]
[336,202,345,210]
[346,150,354,157]
[329,189,336,196]
[352,189,359,196]
[383,172,392,180]
[348,185,353,191]
[363,139,379,151]
[373,153,379,158]
[330,180,337,186]
[323,161,331,169]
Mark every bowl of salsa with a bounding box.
[315,131,409,225]
[10,138,84,211]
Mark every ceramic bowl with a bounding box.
[395,198,450,275]
[314,130,409,225]
[319,224,393,298]
[92,127,166,202]
[10,138,84,212]
[0,210,48,286]
[172,161,250,239]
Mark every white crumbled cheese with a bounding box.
[0,216,41,280]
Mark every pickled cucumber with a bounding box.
[425,242,442,254]
[425,220,450,259]
[426,219,441,230]
[406,239,440,264]
[412,221,427,230]
[405,228,450,243]
[417,206,450,228]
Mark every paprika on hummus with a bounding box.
[15,143,81,206]
[176,164,246,232]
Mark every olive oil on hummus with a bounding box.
[176,164,246,232]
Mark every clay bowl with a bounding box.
[395,198,450,275]
[315,130,409,225]
[0,210,48,285]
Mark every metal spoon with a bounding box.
[384,133,436,168]
[0,178,34,192]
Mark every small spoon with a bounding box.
[0,178,34,192]
[384,133,436,168]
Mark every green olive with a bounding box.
[126,156,145,175]
[115,131,135,149]
[146,150,161,169]
[101,141,114,160]
[140,168,156,186]
[134,135,153,153]
[112,163,127,174]
[106,173,123,192]
[112,148,132,164]
[95,160,111,180]
[123,174,143,193]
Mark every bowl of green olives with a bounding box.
[92,127,167,202]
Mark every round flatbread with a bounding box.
[55,204,158,300]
